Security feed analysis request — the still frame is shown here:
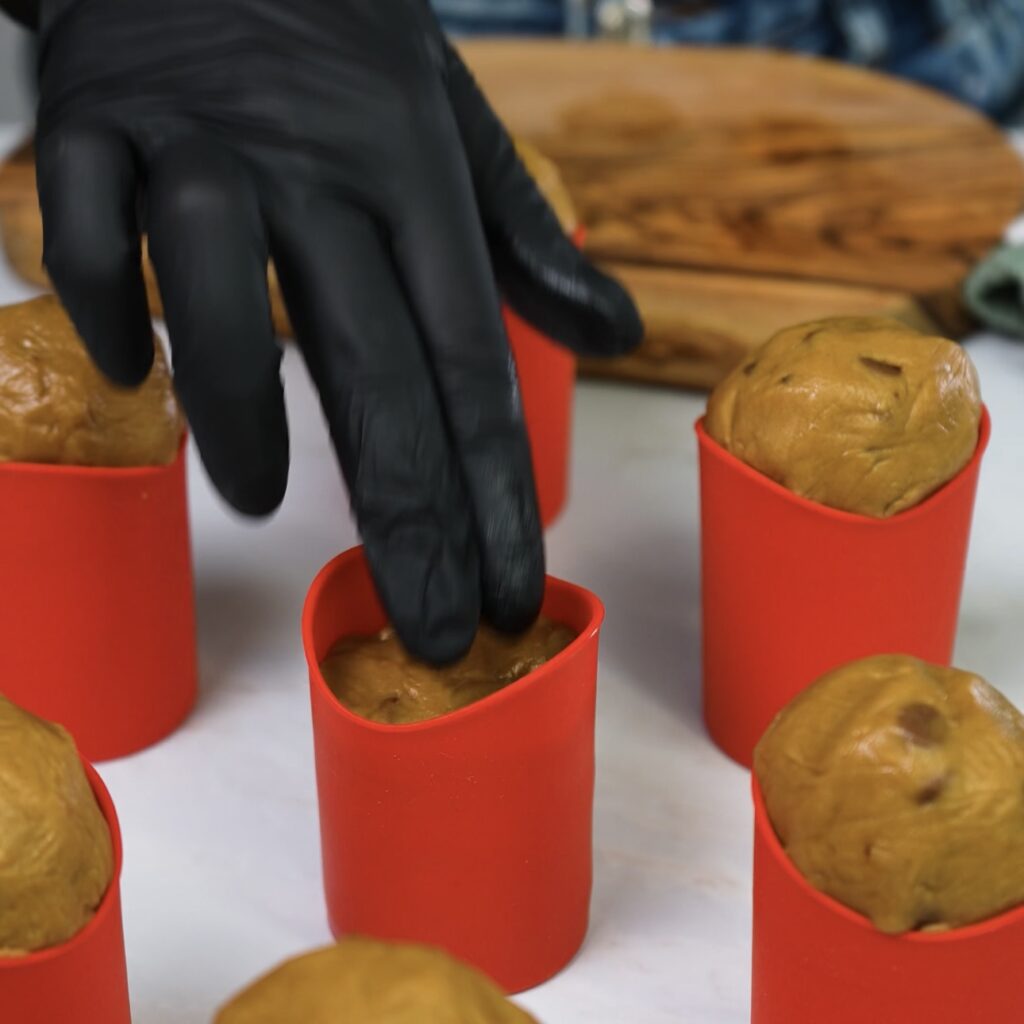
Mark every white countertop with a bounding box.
[2,126,1023,1023]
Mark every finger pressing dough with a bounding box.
[214,937,538,1024]
[755,654,1024,934]
[0,294,182,467]
[705,317,981,517]
[0,695,114,956]
[321,617,576,725]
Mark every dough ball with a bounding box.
[322,617,576,725]
[754,655,1024,934]
[0,294,182,468]
[515,140,577,234]
[705,317,981,517]
[0,695,114,955]
[214,938,538,1024]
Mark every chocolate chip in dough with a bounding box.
[915,776,948,805]
[859,356,904,377]
[898,703,948,746]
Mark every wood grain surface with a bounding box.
[464,43,1023,290]
[2,43,1022,389]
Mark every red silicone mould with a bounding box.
[0,762,131,1024]
[697,408,990,767]
[0,438,198,762]
[505,304,576,528]
[752,777,1024,1023]
[502,227,584,527]
[303,545,604,993]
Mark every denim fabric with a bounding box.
[432,0,564,35]
[886,0,1024,116]
[431,0,1024,118]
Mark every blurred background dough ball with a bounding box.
[515,139,578,234]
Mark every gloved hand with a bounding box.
[0,0,34,27]
[26,0,642,664]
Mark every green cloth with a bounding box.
[964,243,1024,338]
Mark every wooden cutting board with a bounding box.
[463,43,1024,386]
[2,42,1021,389]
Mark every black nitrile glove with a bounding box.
[0,0,35,28]
[21,0,642,663]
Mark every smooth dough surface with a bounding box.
[214,937,538,1024]
[705,317,981,517]
[754,655,1024,934]
[0,295,182,467]
[0,695,114,955]
[321,617,576,724]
